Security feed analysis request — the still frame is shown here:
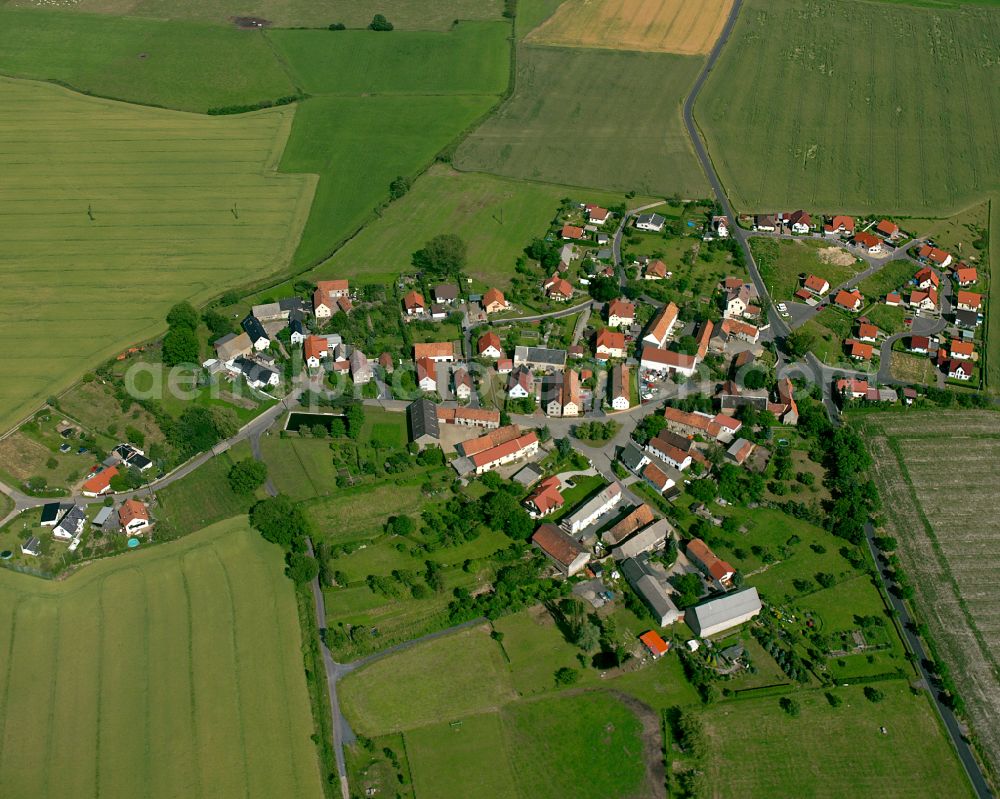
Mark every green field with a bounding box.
[0,517,323,798]
[701,685,974,798]
[751,236,865,300]
[270,23,510,96]
[0,77,312,434]
[310,166,646,287]
[696,0,1000,214]
[0,8,296,112]
[155,453,258,536]
[455,44,709,197]
[11,0,506,30]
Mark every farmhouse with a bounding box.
[854,231,882,255]
[621,556,681,626]
[726,437,755,465]
[642,302,680,347]
[612,519,671,561]
[253,297,308,322]
[514,346,566,371]
[544,274,574,301]
[416,357,438,392]
[595,329,626,360]
[478,331,504,359]
[824,215,855,235]
[81,466,117,497]
[662,406,742,443]
[466,431,539,475]
[609,364,630,410]
[118,499,150,533]
[635,213,666,232]
[686,537,735,589]
[876,219,900,238]
[773,377,799,424]
[607,298,635,328]
[241,315,270,351]
[803,274,830,296]
[603,503,655,546]
[685,587,762,638]
[402,290,427,316]
[832,289,863,312]
[413,342,455,362]
[918,244,952,269]
[437,406,500,429]
[214,333,254,365]
[561,483,623,536]
[524,476,564,518]
[956,291,982,312]
[533,523,590,577]
[482,287,508,314]
[640,347,697,378]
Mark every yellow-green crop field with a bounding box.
[0,517,323,799]
[0,77,315,433]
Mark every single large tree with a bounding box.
[412,234,467,282]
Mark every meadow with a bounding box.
[0,8,296,112]
[454,44,709,198]
[0,77,313,434]
[696,0,1000,215]
[751,236,866,300]
[14,0,506,29]
[527,0,733,55]
[701,684,974,798]
[0,517,323,798]
[864,410,1000,777]
[310,166,647,288]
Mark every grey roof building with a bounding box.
[241,315,270,346]
[612,519,672,561]
[621,556,681,626]
[685,587,762,638]
[40,503,61,527]
[512,463,544,488]
[92,506,115,528]
[514,346,567,370]
[619,441,650,474]
[21,536,41,557]
[407,398,440,446]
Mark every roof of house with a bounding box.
[413,342,454,360]
[514,346,567,367]
[876,219,899,236]
[453,367,472,389]
[886,291,901,303]
[483,287,506,307]
[726,437,754,464]
[545,275,574,297]
[954,266,978,283]
[415,356,437,385]
[596,329,626,352]
[645,302,679,343]
[918,244,951,264]
[914,267,940,286]
[586,204,609,220]
[639,630,669,656]
[621,556,680,622]
[686,538,734,582]
[407,398,440,441]
[754,214,778,226]
[610,363,629,401]
[649,436,691,465]
[533,523,586,566]
[215,331,253,361]
[40,503,61,523]
[946,359,973,375]
[118,499,149,527]
[950,339,975,357]
[470,432,538,469]
[458,425,523,457]
[719,318,758,339]
[910,335,930,349]
[857,323,878,340]
[434,284,459,301]
[241,315,269,342]
[825,215,855,233]
[646,259,668,278]
[804,274,829,292]
[847,339,874,360]
[607,298,635,320]
[561,224,585,239]
[82,466,118,494]
[854,231,881,249]
[603,503,656,546]
[317,279,349,295]
[636,213,665,226]
[619,441,650,473]
[836,377,869,394]
[687,587,761,632]
[613,519,671,560]
[957,290,982,309]
[641,347,696,370]
[304,336,328,361]
[478,331,503,354]
[526,476,564,514]
[563,483,622,525]
[788,209,810,225]
[833,289,863,309]
[403,290,426,310]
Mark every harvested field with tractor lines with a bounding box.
[863,410,1000,778]
[0,518,323,799]
[527,0,733,55]
[696,0,1000,214]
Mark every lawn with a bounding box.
[701,684,974,798]
[310,165,644,288]
[155,453,257,536]
[696,0,1000,214]
[260,436,340,500]
[304,480,432,536]
[857,259,920,301]
[0,76,313,435]
[455,44,709,198]
[339,624,514,735]
[862,302,910,335]
[404,712,518,799]
[0,8,296,112]
[270,23,510,96]
[801,307,858,366]
[18,0,506,29]
[751,236,865,300]
[0,517,323,798]
[888,351,938,385]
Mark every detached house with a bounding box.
[433,284,459,304]
[686,538,735,589]
[857,323,878,343]
[824,215,855,235]
[754,214,778,232]
[524,476,564,518]
[803,274,830,296]
[413,342,455,363]
[53,505,86,541]
[949,339,975,361]
[585,204,610,225]
[954,265,977,287]
[544,275,574,301]
[402,290,427,316]
[595,329,626,361]
[945,360,974,381]
[845,339,873,361]
[241,316,270,351]
[644,259,668,280]
[561,224,586,240]
[833,289,863,312]
[607,298,635,328]
[854,232,882,255]
[909,289,938,312]
[482,287,508,314]
[918,244,952,269]
[956,291,982,312]
[416,357,438,392]
[118,499,150,533]
[507,366,534,399]
[786,210,811,234]
[82,466,118,497]
[876,219,900,239]
[914,268,940,290]
[642,302,679,347]
[478,331,504,359]
[453,367,473,400]
[635,213,666,232]
[303,336,329,368]
[909,336,930,354]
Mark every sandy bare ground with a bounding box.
[866,412,1000,776]
[526,0,733,55]
[819,246,855,266]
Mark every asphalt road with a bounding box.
[863,522,993,799]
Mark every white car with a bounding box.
[776,303,787,312]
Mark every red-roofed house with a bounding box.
[909,336,930,354]
[686,538,735,588]
[845,339,873,361]
[413,342,455,362]
[482,288,508,314]
[82,466,118,497]
[607,298,636,328]
[857,323,878,342]
[585,204,610,225]
[647,434,693,471]
[118,499,150,533]
[403,290,426,316]
[909,289,938,311]
[803,274,830,296]
[416,357,437,392]
[824,215,855,235]
[854,232,882,255]
[595,329,626,361]
[524,476,564,518]
[640,347,697,377]
[532,523,589,576]
[303,335,329,368]
[876,219,900,238]
[719,318,759,344]
[833,289,863,312]
[469,432,539,475]
[885,292,901,307]
[786,210,811,234]
[954,265,978,286]
[918,244,952,268]
[642,302,679,347]
[561,224,585,240]
[644,259,668,280]
[544,275,574,301]
[639,630,670,658]
[956,291,982,312]
[914,268,939,289]
[478,331,504,359]
[836,378,869,399]
[945,359,974,381]
[950,340,975,360]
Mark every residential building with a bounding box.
[786,210,811,234]
[857,323,878,342]
[40,503,60,527]
[253,297,308,322]
[662,406,742,443]
[846,339,873,361]
[640,347,697,378]
[909,289,938,312]
[914,267,940,290]
[686,538,735,588]
[945,360,973,381]
[118,499,150,533]
[835,377,869,399]
[402,290,426,316]
[754,214,778,232]
[453,367,472,400]
[685,588,762,637]
[235,356,279,389]
[647,434,693,471]
[241,315,270,351]
[507,366,533,399]
[349,349,373,384]
[303,336,329,368]
[532,524,590,576]
[621,556,681,626]
[478,331,504,359]
[955,309,981,329]
[607,298,635,328]
[635,213,666,232]
[544,274,574,301]
[524,476,563,518]
[956,291,982,312]
[561,483,623,535]
[413,342,455,363]
[885,292,901,307]
[954,265,978,286]
[610,364,630,411]
[824,215,855,235]
[712,215,729,237]
[719,318,759,344]
[642,461,679,495]
[640,631,670,659]
[876,219,900,238]
[724,283,756,318]
[437,406,500,429]
[832,289,863,312]
[81,466,117,497]
[561,224,585,240]
[909,336,930,354]
[949,339,974,360]
[416,357,438,392]
[595,329,626,360]
[482,287,508,314]
[561,369,582,417]
[774,377,799,424]
[854,232,882,254]
[586,204,610,225]
[612,519,671,561]
[619,441,650,475]
[213,332,254,366]
[644,259,668,280]
[642,302,680,347]
[433,284,459,304]
[514,346,566,371]
[53,505,86,541]
[289,316,306,344]
[918,244,952,269]
[726,438,755,465]
[21,537,41,557]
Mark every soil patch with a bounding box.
[232,16,272,29]
[818,246,855,267]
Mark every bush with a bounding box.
[779,696,800,717]
[286,553,319,583]
[328,22,346,30]
[863,686,885,703]
[369,13,394,31]
[227,459,268,495]
[554,667,579,686]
